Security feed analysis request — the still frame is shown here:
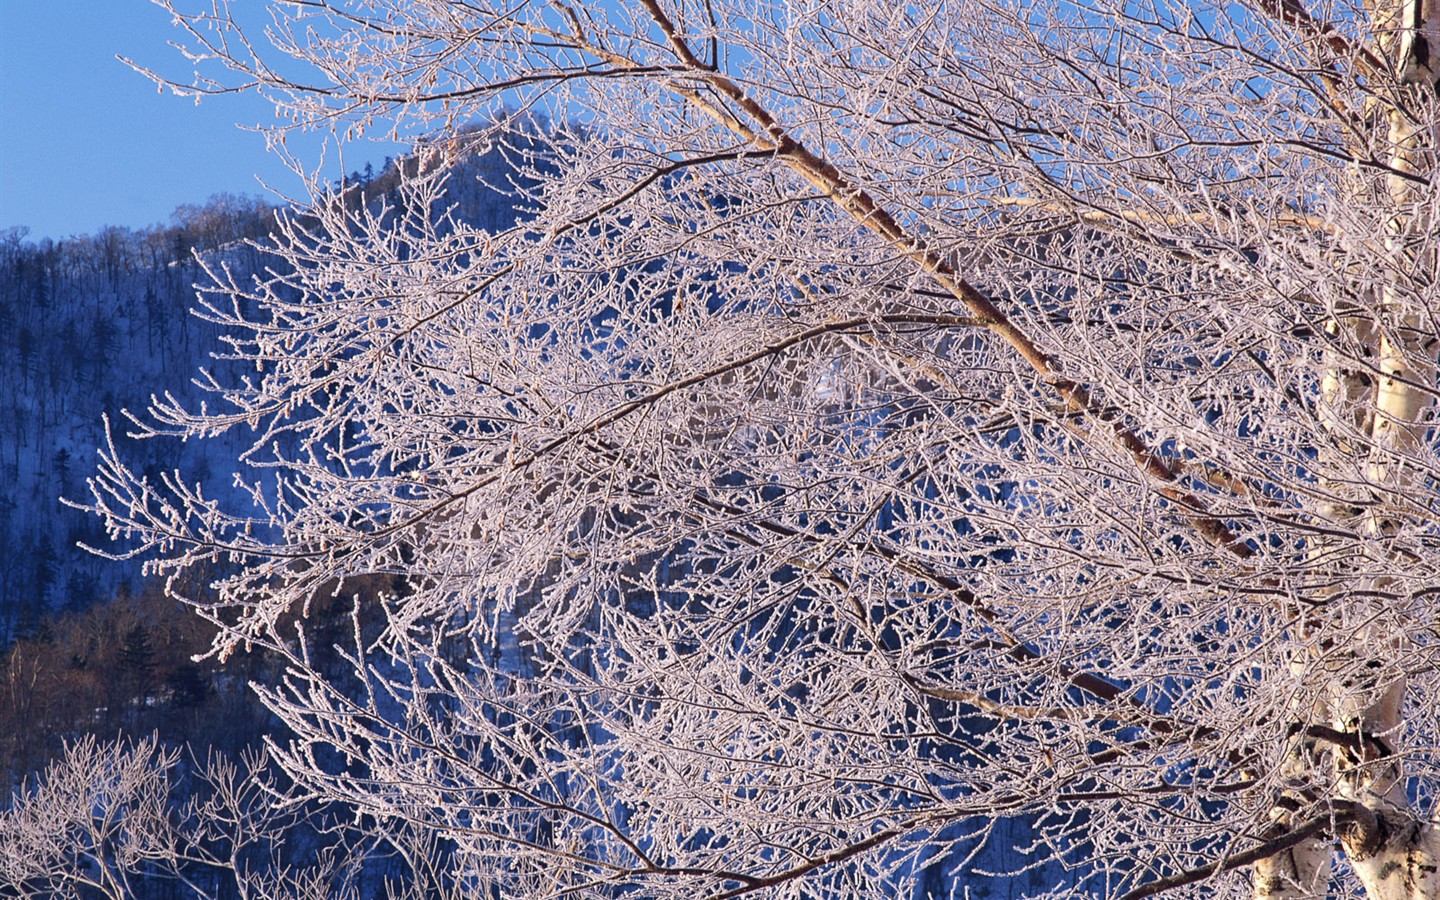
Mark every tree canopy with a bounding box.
[72,0,1440,897]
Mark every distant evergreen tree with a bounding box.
[28,538,58,606]
[13,598,50,643]
[118,623,156,695]
[144,283,163,353]
[16,326,36,391]
[51,448,72,493]
[32,265,49,311]
[166,662,209,708]
[63,571,95,614]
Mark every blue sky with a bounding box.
[0,1,401,241]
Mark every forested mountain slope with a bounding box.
[0,139,522,644]
[0,197,275,641]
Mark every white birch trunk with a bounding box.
[1337,96,1440,900]
[1258,4,1440,896]
[1247,33,1435,892]
[1333,673,1440,900]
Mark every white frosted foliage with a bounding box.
[67,1,1440,897]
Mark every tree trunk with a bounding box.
[1264,9,1440,896]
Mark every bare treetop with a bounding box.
[77,0,1439,897]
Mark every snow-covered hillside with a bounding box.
[0,141,530,644]
[0,200,273,642]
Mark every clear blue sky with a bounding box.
[0,1,401,241]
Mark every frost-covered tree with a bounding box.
[1,737,306,898]
[0,735,459,899]
[83,0,1439,897]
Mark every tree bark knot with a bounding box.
[1339,802,1387,861]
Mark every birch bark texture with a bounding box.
[87,0,1440,897]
